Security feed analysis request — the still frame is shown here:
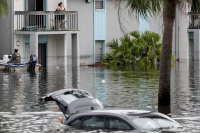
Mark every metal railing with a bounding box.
[189,12,200,29]
[15,11,78,31]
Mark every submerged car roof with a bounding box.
[69,109,152,119]
[64,109,152,125]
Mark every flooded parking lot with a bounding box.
[1,61,200,132]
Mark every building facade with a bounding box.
[0,0,191,67]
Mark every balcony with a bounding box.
[15,11,78,31]
[189,12,200,29]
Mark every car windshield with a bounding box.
[132,115,180,131]
[60,90,93,104]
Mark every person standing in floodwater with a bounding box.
[55,2,67,30]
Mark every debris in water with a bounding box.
[54,66,59,69]
[0,68,9,72]
[101,80,106,83]
[39,66,43,70]
[87,63,106,67]
[80,62,87,66]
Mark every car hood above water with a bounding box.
[41,89,104,115]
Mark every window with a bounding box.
[132,118,159,130]
[81,116,106,129]
[95,0,103,9]
[108,117,131,130]
[132,116,180,131]
[69,117,84,127]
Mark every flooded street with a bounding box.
[1,61,200,132]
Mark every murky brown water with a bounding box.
[0,61,200,132]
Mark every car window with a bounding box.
[109,117,131,130]
[132,116,180,131]
[154,118,179,128]
[81,116,106,129]
[133,118,160,130]
[69,117,84,127]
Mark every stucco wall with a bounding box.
[67,0,163,55]
[0,0,13,59]
[67,0,138,62]
[48,0,65,11]
[149,16,163,36]
[56,35,65,66]
[48,34,57,66]
[14,35,24,62]
[14,0,23,11]
[106,0,138,53]
[178,11,189,60]
[173,8,189,60]
[67,0,94,56]
[14,0,23,31]
[47,34,66,66]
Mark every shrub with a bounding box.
[102,30,162,65]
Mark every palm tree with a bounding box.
[0,0,8,18]
[115,0,200,106]
[130,31,162,65]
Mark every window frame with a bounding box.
[68,116,85,127]
[79,115,108,129]
[68,115,135,130]
[107,116,134,130]
[95,0,104,10]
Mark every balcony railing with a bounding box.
[15,11,78,31]
[189,12,200,29]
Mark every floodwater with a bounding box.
[0,61,200,132]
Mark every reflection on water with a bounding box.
[0,61,200,132]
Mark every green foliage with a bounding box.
[102,30,162,65]
[0,0,8,18]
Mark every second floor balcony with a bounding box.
[189,12,200,29]
[15,11,78,31]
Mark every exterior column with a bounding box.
[71,33,80,89]
[64,34,68,66]
[72,66,80,89]
[71,33,80,66]
[178,7,189,60]
[189,29,200,60]
[30,32,38,57]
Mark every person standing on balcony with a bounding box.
[55,2,67,30]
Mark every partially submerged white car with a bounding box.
[42,89,181,132]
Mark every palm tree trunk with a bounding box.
[158,0,177,106]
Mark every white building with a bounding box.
[0,0,192,68]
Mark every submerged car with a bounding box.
[42,89,180,132]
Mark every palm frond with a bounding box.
[0,0,8,18]
[102,30,162,66]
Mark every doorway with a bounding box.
[24,43,47,68]
[95,41,104,63]
[25,43,30,62]
[25,0,46,27]
[189,32,194,60]
[38,43,47,68]
[25,0,45,11]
